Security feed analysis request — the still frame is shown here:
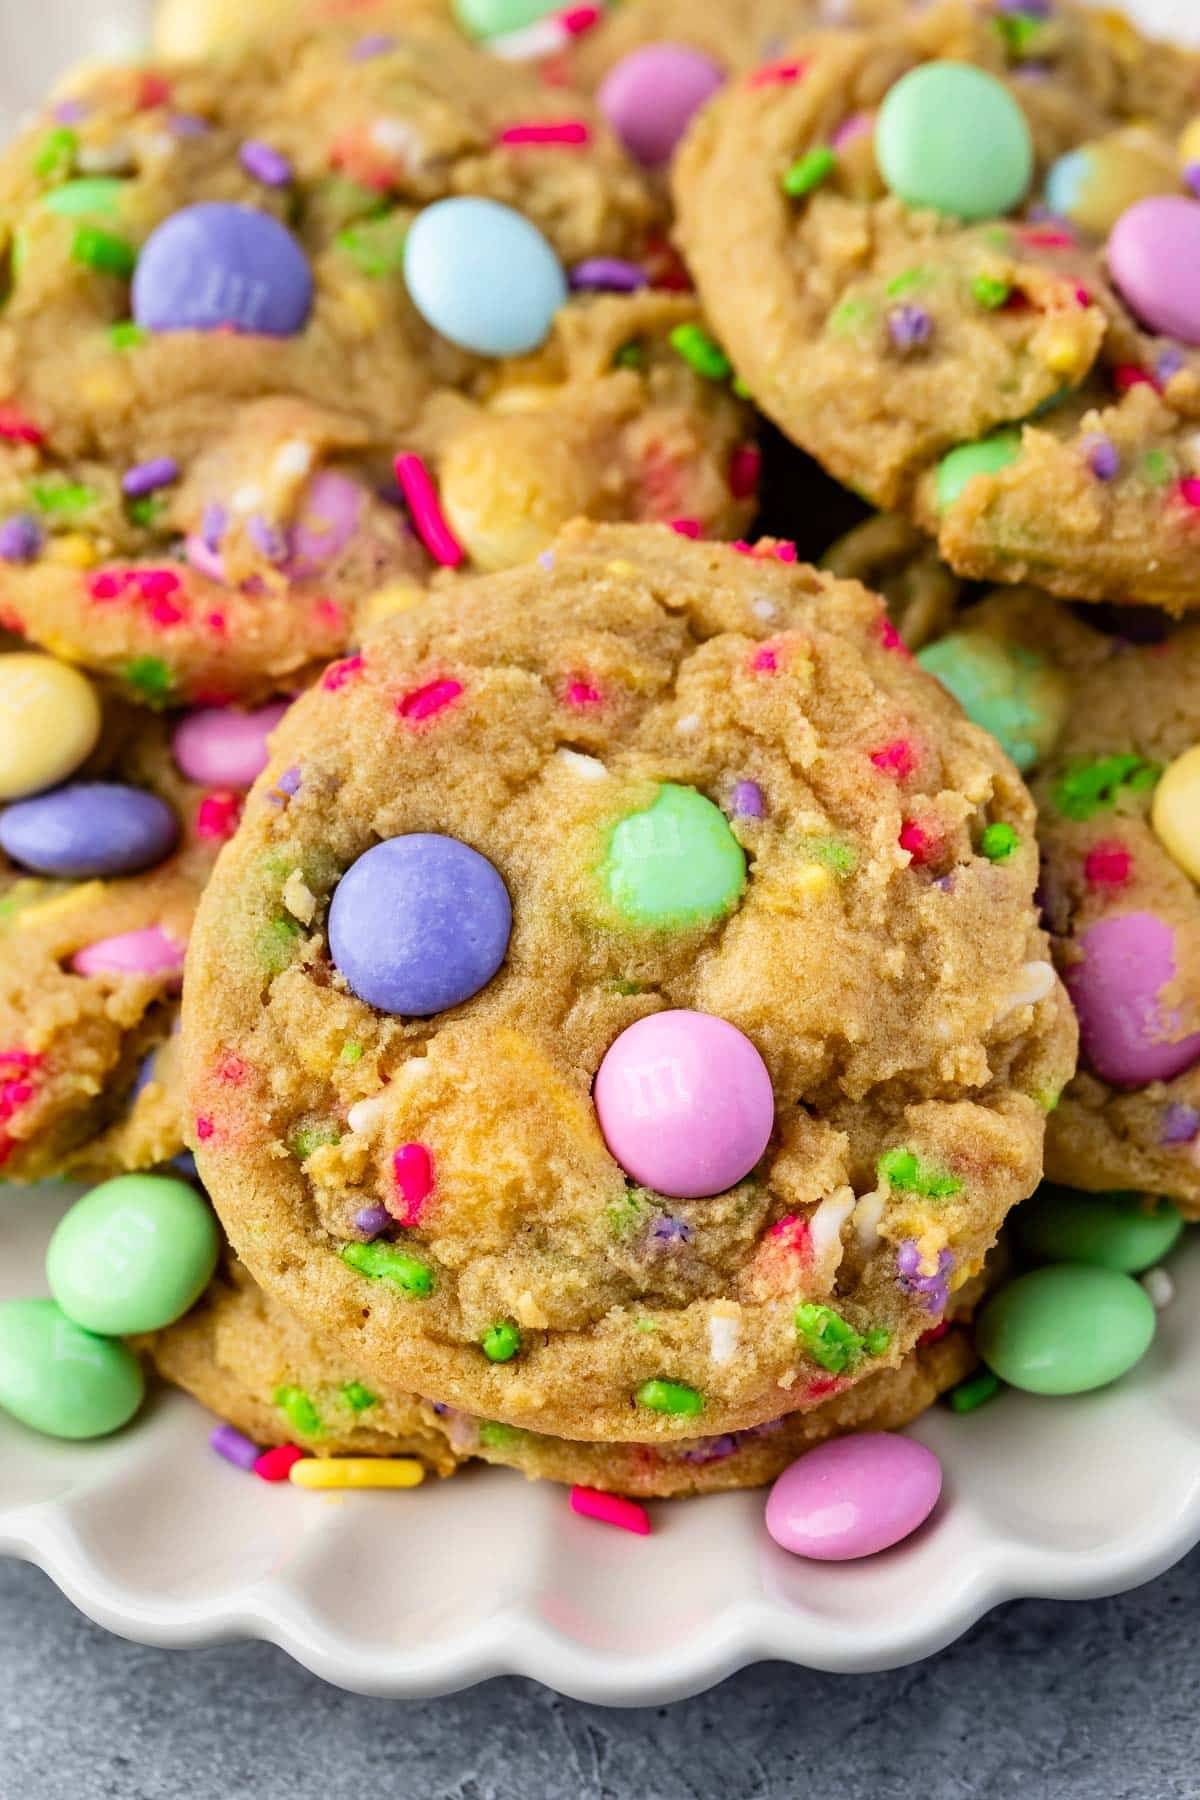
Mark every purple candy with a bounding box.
[1084,434,1119,481]
[897,1240,953,1313]
[0,513,42,562]
[329,834,512,1017]
[731,779,764,819]
[1066,911,1200,1088]
[598,44,725,166]
[1107,197,1200,347]
[287,471,366,577]
[278,765,302,796]
[168,113,212,138]
[247,514,290,563]
[1186,163,1200,201]
[0,782,179,879]
[887,304,933,351]
[354,1204,392,1239]
[239,140,293,188]
[122,456,180,498]
[568,258,648,292]
[132,202,313,337]
[210,1423,261,1471]
[1162,1103,1200,1145]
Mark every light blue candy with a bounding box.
[403,197,567,357]
[1044,149,1090,223]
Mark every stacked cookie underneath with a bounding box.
[0,0,1194,1524]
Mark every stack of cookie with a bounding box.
[0,0,1192,1530]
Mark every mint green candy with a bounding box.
[42,177,125,217]
[452,0,556,38]
[0,1298,144,1439]
[47,1173,220,1335]
[603,783,746,927]
[876,62,1033,221]
[936,430,1023,513]
[976,1265,1155,1396]
[917,628,1068,771]
[1015,1186,1183,1275]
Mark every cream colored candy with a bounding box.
[0,654,101,800]
[1151,743,1200,884]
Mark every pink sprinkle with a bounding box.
[870,738,919,780]
[747,58,806,88]
[569,1486,651,1535]
[498,120,590,145]
[669,517,702,538]
[875,614,912,658]
[768,1214,812,1259]
[218,1054,249,1085]
[148,595,184,626]
[0,1080,34,1123]
[831,110,872,150]
[560,4,601,35]
[394,453,464,569]
[1084,840,1132,888]
[0,1049,43,1072]
[312,596,345,630]
[196,790,242,840]
[137,568,182,599]
[1074,285,1092,308]
[398,677,463,722]
[87,571,128,601]
[205,611,227,635]
[195,1116,215,1142]
[322,653,365,692]
[390,1142,434,1225]
[729,443,762,499]
[804,1375,846,1400]
[1114,364,1160,396]
[0,407,44,446]
[1018,225,1076,250]
[254,1444,306,1483]
[1178,477,1200,510]
[565,677,602,708]
[899,819,938,864]
[751,645,778,673]
[72,926,186,979]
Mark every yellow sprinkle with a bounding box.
[1041,331,1084,377]
[46,534,99,570]
[340,284,383,334]
[13,879,106,927]
[358,581,425,627]
[605,560,639,577]
[289,1457,426,1490]
[79,371,128,409]
[758,864,832,912]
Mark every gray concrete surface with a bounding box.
[1,1550,1196,1799]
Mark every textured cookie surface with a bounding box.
[186,521,1073,1440]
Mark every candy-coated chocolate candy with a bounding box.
[288,471,365,577]
[917,630,1068,771]
[0,654,101,799]
[0,781,178,878]
[1108,196,1200,345]
[603,783,746,927]
[172,700,289,790]
[876,62,1033,221]
[71,925,185,978]
[453,0,555,38]
[404,197,567,357]
[1015,1185,1183,1274]
[936,430,1023,512]
[594,1009,774,1198]
[47,1173,220,1336]
[765,1432,942,1560]
[0,1298,144,1439]
[976,1264,1155,1395]
[1065,911,1200,1088]
[1151,743,1200,884]
[133,202,314,336]
[598,45,725,167]
[328,833,512,1016]
[1044,135,1177,238]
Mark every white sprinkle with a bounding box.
[556,748,607,780]
[231,483,264,516]
[281,868,316,925]
[751,597,777,621]
[78,140,134,174]
[368,116,424,163]
[676,713,701,735]
[708,1312,739,1366]
[271,439,316,484]
[1142,1266,1175,1310]
[1001,960,1056,1016]
[852,1187,886,1251]
[809,1189,856,1267]
[347,1095,389,1137]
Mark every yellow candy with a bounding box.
[288,1457,426,1490]
[358,582,425,629]
[1041,329,1087,378]
[45,534,99,570]
[0,654,101,800]
[1151,744,1200,884]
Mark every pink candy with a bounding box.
[598,43,724,167]
[1108,197,1200,346]
[1066,911,1200,1088]
[593,1009,774,1200]
[71,926,186,980]
[172,701,289,790]
[765,1432,942,1561]
[569,1486,651,1535]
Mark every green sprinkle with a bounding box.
[340,1381,377,1415]
[127,494,165,530]
[782,145,836,198]
[255,915,302,973]
[30,479,96,517]
[980,821,1018,861]
[614,340,644,369]
[43,177,124,218]
[340,1239,433,1297]
[1035,1083,1063,1114]
[878,1147,962,1199]
[481,1321,522,1363]
[33,126,77,182]
[669,322,732,382]
[478,1420,525,1448]
[335,212,408,276]
[829,296,874,336]
[274,1385,323,1439]
[1051,754,1160,822]
[863,1327,891,1355]
[885,266,930,299]
[794,1302,882,1375]
[800,834,857,876]
[123,655,172,703]
[635,1318,658,1334]
[1140,447,1175,486]
[731,374,752,400]
[71,225,136,278]
[289,1123,341,1161]
[635,1378,704,1417]
[606,1187,652,1240]
[971,274,1011,310]
[109,320,148,349]
[339,1040,365,1065]
[993,11,1044,56]
[948,1368,1001,1414]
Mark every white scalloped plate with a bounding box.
[4,0,1200,1708]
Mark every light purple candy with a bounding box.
[132,202,313,337]
[239,140,293,188]
[598,43,725,167]
[122,456,179,498]
[766,1432,943,1561]
[0,513,42,562]
[1107,197,1200,347]
[287,471,366,578]
[731,779,764,819]
[210,1422,261,1471]
[172,701,289,790]
[0,782,179,879]
[568,258,648,292]
[353,1205,391,1239]
[1066,911,1200,1088]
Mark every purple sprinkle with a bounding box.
[887,304,933,352]
[934,872,956,893]
[353,1204,392,1239]
[168,112,212,138]
[996,0,1051,12]
[239,140,293,187]
[1013,61,1051,80]
[568,258,648,293]
[210,1422,262,1471]
[1162,1103,1200,1145]
[350,32,397,59]
[0,513,42,563]
[897,1239,953,1312]
[278,764,302,796]
[53,99,89,124]
[679,1434,740,1466]
[247,514,290,563]
[1186,163,1200,200]
[1156,347,1186,384]
[1083,434,1120,481]
[538,550,555,571]
[122,455,180,498]
[201,501,228,551]
[648,1215,692,1246]
[731,779,764,819]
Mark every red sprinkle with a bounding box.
[1084,840,1132,888]
[870,738,919,780]
[751,645,779,673]
[390,1142,434,1226]
[569,1487,651,1536]
[498,120,590,145]
[394,452,465,569]
[804,1376,845,1401]
[0,1079,34,1122]
[322,653,365,692]
[669,517,702,538]
[747,58,806,87]
[1114,364,1161,396]
[560,3,601,35]
[398,677,463,723]
[196,790,242,840]
[0,407,44,446]
[1018,225,1076,250]
[1073,285,1093,308]
[899,819,939,864]
[217,1054,249,1086]
[254,1444,306,1483]
[204,610,228,635]
[136,72,172,109]
[768,1214,812,1260]
[876,614,913,658]
[195,1115,215,1142]
[565,677,602,708]
[0,1049,43,1072]
[917,1321,949,1347]
[729,443,762,499]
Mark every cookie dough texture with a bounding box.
[823,512,962,650]
[674,1,1200,612]
[185,522,1074,1442]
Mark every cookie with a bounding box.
[674,1,1200,613]
[143,1251,980,1496]
[919,589,1200,1214]
[822,511,962,650]
[184,520,1074,1442]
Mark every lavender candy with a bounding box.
[133,202,313,337]
[0,513,42,563]
[210,1423,262,1471]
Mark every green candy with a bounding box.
[452,0,556,38]
[976,1265,1155,1396]
[340,1239,433,1296]
[935,430,1023,513]
[1015,1186,1183,1275]
[481,1321,522,1363]
[603,784,746,928]
[876,61,1033,221]
[0,1298,144,1439]
[636,1378,704,1417]
[42,177,125,218]
[47,1174,220,1336]
[917,629,1068,772]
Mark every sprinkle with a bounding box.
[52,99,88,125]
[350,32,397,58]
[121,456,179,498]
[1162,1104,1200,1145]
[670,518,701,537]
[731,779,764,819]
[1052,754,1159,821]
[570,1487,651,1535]
[876,615,911,657]
[947,1369,1001,1414]
[728,443,761,500]
[980,821,1018,861]
[795,1302,888,1374]
[897,1239,953,1312]
[1083,839,1131,887]
[1083,434,1119,481]
[751,645,778,672]
[390,1142,434,1225]
[1002,960,1056,1013]
[290,1457,425,1490]
[353,1204,392,1239]
[33,125,77,180]
[341,1382,377,1413]
[0,408,44,446]
[747,58,806,87]
[1186,163,1200,200]
[72,225,136,277]
[247,515,290,563]
[290,1123,340,1161]
[278,765,302,796]
[870,738,918,780]
[394,452,464,568]
[210,1423,261,1471]
[1142,1267,1176,1310]
[481,1321,522,1363]
[0,514,42,562]
[887,304,933,351]
[196,790,241,840]
[254,1443,306,1482]
[648,1215,692,1247]
[565,677,602,708]
[782,146,835,198]
[340,1239,433,1296]
[322,654,364,693]
[109,320,149,349]
[898,818,939,864]
[669,322,732,381]
[569,257,647,291]
[195,1116,215,1142]
[635,1378,704,1417]
[707,1312,739,1366]
[1156,348,1186,385]
[275,1385,323,1439]
[1178,477,1200,511]
[556,748,607,780]
[398,677,463,722]
[168,112,211,137]
[136,73,172,111]
[497,120,590,146]
[971,274,1011,310]
[1114,363,1159,396]
[878,1147,962,1199]
[239,140,293,186]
